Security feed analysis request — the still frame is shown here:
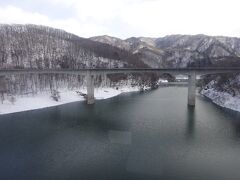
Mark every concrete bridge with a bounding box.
[0,67,239,106]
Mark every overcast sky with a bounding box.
[0,0,240,39]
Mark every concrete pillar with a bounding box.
[0,76,7,104]
[86,71,95,104]
[188,71,196,106]
[102,72,108,87]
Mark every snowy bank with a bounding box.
[0,87,139,115]
[200,74,240,113]
[201,88,240,112]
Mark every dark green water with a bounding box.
[0,87,240,180]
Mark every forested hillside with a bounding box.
[0,24,147,69]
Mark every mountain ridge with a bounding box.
[1,24,240,70]
[91,34,240,68]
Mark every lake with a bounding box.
[0,86,240,180]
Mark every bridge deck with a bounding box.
[0,68,239,76]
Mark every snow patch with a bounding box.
[201,88,240,112]
[0,87,139,115]
[157,78,168,84]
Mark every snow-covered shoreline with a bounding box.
[0,87,139,115]
[2,83,239,116]
[201,88,240,113]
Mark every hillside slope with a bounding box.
[0,24,147,69]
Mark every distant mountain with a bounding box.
[91,34,240,68]
[1,24,240,70]
[90,35,131,50]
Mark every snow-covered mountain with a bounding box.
[0,24,147,69]
[1,24,234,70]
[90,35,131,50]
[1,24,239,70]
[91,34,240,68]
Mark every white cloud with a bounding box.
[120,0,240,37]
[0,0,240,38]
[0,5,109,37]
[0,6,49,24]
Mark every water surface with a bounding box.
[0,87,240,180]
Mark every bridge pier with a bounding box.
[86,71,95,104]
[188,71,196,106]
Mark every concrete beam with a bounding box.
[0,68,239,76]
[86,71,95,104]
[188,71,196,106]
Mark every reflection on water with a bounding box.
[186,106,195,138]
[0,87,240,180]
